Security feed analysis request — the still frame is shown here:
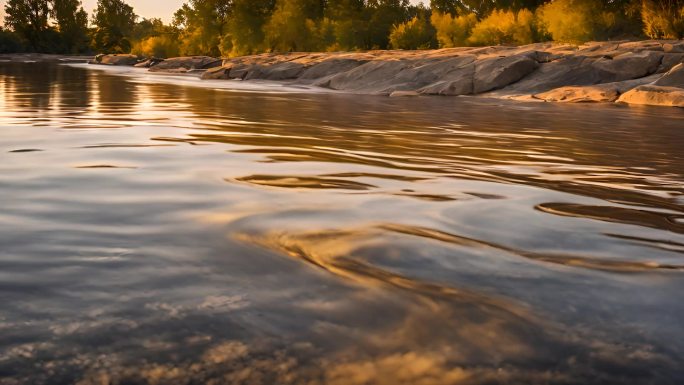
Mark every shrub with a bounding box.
[536,0,629,43]
[430,11,478,48]
[131,35,180,58]
[468,9,537,46]
[389,15,437,50]
[641,0,684,39]
[0,29,25,53]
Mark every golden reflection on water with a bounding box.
[1,62,684,384]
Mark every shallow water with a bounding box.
[1,62,683,385]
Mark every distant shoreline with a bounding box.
[4,40,684,108]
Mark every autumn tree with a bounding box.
[173,0,232,56]
[92,0,138,53]
[366,0,411,49]
[222,0,275,56]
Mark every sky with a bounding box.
[2,0,425,26]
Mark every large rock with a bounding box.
[654,63,684,88]
[499,51,662,95]
[134,57,164,68]
[315,60,411,93]
[299,58,369,80]
[658,53,684,73]
[148,56,222,73]
[535,75,661,103]
[499,56,602,94]
[244,61,307,80]
[201,65,233,80]
[536,85,620,103]
[97,54,139,66]
[474,54,539,93]
[664,42,684,53]
[617,85,684,107]
[418,64,476,95]
[591,50,663,82]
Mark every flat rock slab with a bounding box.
[95,54,139,66]
[149,56,222,72]
[654,63,684,88]
[617,85,684,107]
[535,75,662,103]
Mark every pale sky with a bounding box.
[1,0,425,26]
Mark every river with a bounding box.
[1,61,683,385]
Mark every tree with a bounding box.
[0,27,26,53]
[223,0,275,56]
[389,9,438,49]
[326,0,367,50]
[52,0,89,53]
[3,0,51,50]
[173,0,232,56]
[92,0,138,53]
[431,11,477,47]
[468,8,536,45]
[264,0,317,51]
[641,0,684,38]
[366,0,411,49]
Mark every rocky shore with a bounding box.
[90,40,684,108]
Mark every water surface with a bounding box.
[1,62,683,385]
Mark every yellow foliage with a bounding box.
[430,12,477,48]
[131,35,180,58]
[468,9,536,46]
[641,0,684,39]
[537,0,597,43]
[389,16,436,50]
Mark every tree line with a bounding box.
[2,0,683,56]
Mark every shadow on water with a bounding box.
[0,62,683,384]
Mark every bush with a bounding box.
[537,0,624,43]
[430,11,478,48]
[0,29,25,53]
[641,0,684,39]
[131,35,181,58]
[389,15,437,50]
[468,9,537,46]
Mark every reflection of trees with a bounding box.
[0,63,55,110]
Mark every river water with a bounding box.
[1,61,683,385]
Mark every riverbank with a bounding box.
[16,40,684,108]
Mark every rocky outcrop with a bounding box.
[148,56,222,73]
[654,63,684,87]
[93,54,139,66]
[617,85,684,107]
[134,57,164,68]
[90,39,684,107]
[534,75,660,103]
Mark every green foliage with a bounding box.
[222,0,275,57]
[390,12,438,50]
[262,0,334,52]
[92,0,138,53]
[3,0,51,50]
[0,28,25,53]
[366,0,411,49]
[173,0,232,56]
[430,11,477,48]
[52,0,89,53]
[641,0,684,38]
[326,0,367,50]
[468,8,537,46]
